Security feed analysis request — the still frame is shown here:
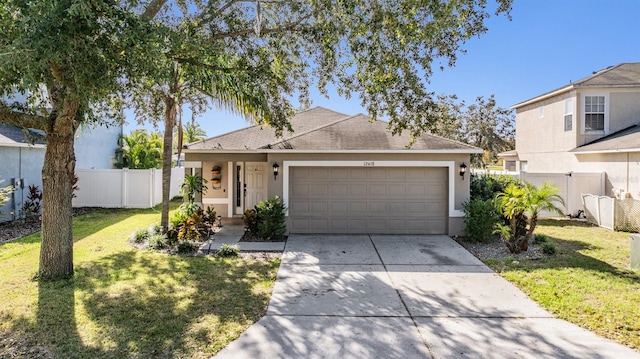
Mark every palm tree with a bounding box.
[116,130,163,169]
[183,122,207,144]
[495,181,564,253]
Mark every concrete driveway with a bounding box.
[215,234,639,359]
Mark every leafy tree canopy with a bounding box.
[0,0,513,279]
[431,94,515,167]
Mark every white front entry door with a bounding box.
[245,162,268,210]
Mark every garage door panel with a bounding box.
[309,184,329,196]
[289,167,447,234]
[331,168,349,179]
[291,183,310,196]
[290,201,310,214]
[330,184,348,196]
[368,184,387,196]
[367,202,386,214]
[348,185,367,197]
[388,185,406,197]
[309,201,329,213]
[350,168,368,179]
[349,201,367,212]
[407,184,427,196]
[309,219,329,231]
[309,168,330,179]
[292,168,310,179]
[349,219,367,232]
[388,202,406,213]
[406,202,427,212]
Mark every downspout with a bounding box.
[627,152,630,194]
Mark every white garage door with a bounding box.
[289,167,448,234]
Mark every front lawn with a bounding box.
[0,206,280,358]
[483,219,640,350]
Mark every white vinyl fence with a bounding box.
[520,172,604,216]
[73,167,185,208]
[474,170,605,217]
[582,194,640,232]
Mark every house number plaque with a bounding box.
[363,161,375,166]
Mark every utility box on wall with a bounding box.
[632,234,640,270]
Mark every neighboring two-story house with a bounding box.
[505,63,640,200]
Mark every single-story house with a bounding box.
[183,107,480,236]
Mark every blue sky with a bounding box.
[125,0,640,138]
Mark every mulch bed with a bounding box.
[0,207,100,243]
[453,234,543,262]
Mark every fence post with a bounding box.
[122,168,128,207]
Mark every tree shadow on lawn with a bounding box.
[519,220,639,284]
[2,252,278,358]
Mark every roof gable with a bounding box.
[513,63,640,109]
[187,106,348,150]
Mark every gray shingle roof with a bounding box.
[187,106,348,150]
[186,106,480,152]
[513,63,640,108]
[0,122,46,146]
[571,123,640,153]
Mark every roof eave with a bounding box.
[511,84,574,109]
[0,142,46,148]
[184,148,482,154]
[572,148,640,154]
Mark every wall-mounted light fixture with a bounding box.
[459,162,467,180]
[273,162,280,180]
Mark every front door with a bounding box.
[245,162,267,210]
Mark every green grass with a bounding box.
[0,205,280,358]
[485,219,640,350]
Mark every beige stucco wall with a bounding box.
[185,151,471,235]
[516,91,577,156]
[515,89,640,197]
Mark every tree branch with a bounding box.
[173,57,253,73]
[0,103,48,131]
[210,13,311,41]
[141,0,168,20]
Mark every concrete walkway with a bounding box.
[215,234,640,358]
[199,225,286,252]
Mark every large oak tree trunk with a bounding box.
[39,101,78,279]
[160,94,177,231]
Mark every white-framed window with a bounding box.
[584,95,605,131]
[538,106,544,118]
[564,98,573,132]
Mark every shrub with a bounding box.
[0,180,14,214]
[243,209,259,232]
[471,174,521,202]
[218,244,239,257]
[463,198,499,242]
[177,240,197,254]
[22,184,42,218]
[148,223,162,236]
[170,210,190,229]
[533,234,548,244]
[131,228,150,243]
[541,242,556,255]
[148,234,166,249]
[255,196,287,241]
